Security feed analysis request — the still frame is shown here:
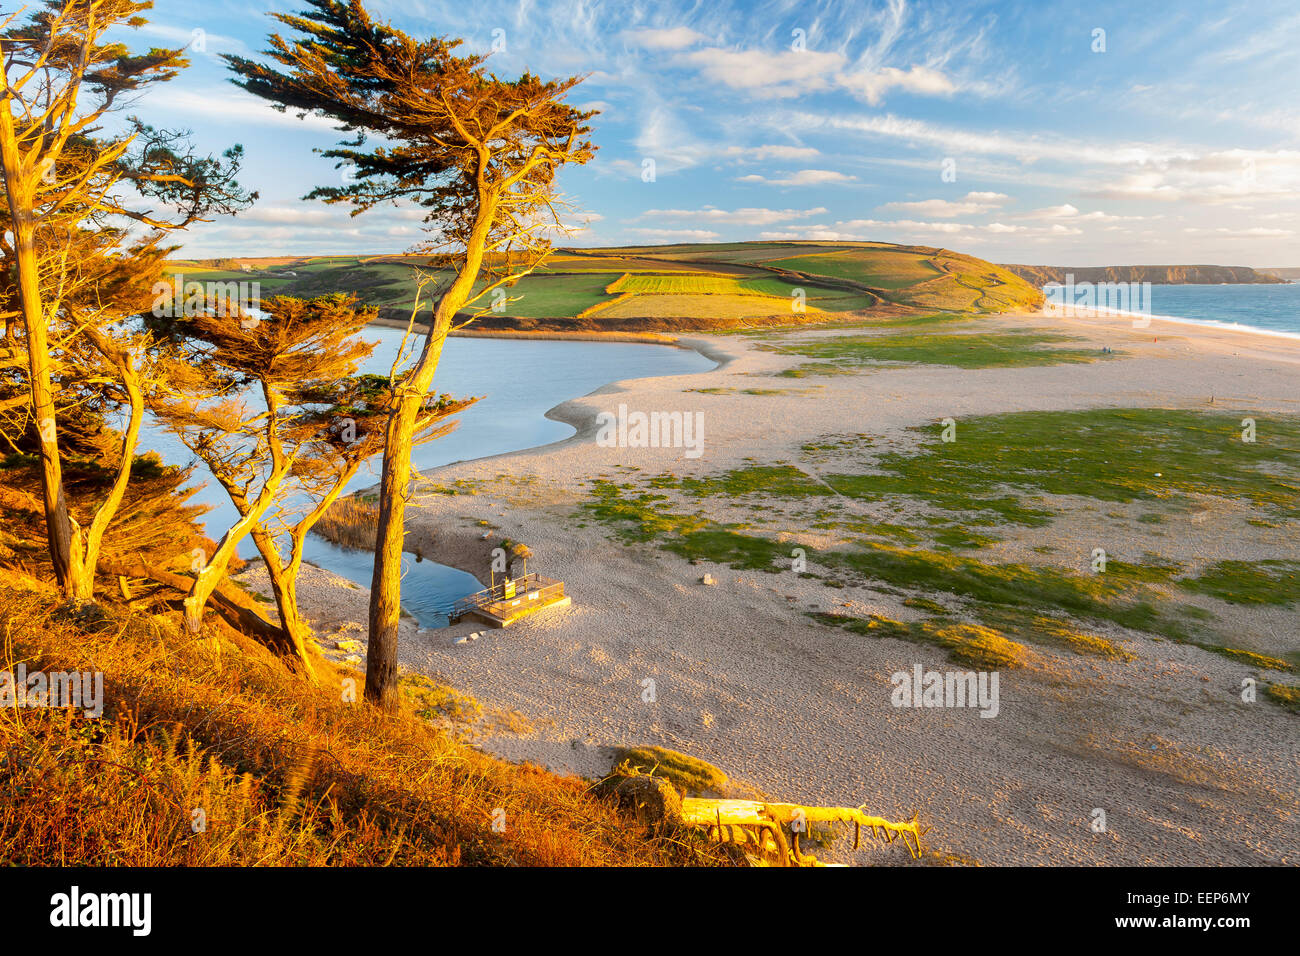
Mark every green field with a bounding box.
[168,240,1044,330]
[597,292,815,320]
[606,274,771,296]
[764,250,943,288]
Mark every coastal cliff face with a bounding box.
[1000,264,1288,286]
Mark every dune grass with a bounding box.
[313,495,381,551]
[827,543,1190,641]
[583,481,787,571]
[611,746,729,796]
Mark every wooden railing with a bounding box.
[450,573,564,622]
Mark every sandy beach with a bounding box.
[290,308,1300,866]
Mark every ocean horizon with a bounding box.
[1044,281,1300,338]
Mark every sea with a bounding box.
[1069,281,1300,338]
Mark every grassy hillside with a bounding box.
[0,573,732,866]
[169,241,1044,333]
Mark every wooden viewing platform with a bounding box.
[448,572,569,627]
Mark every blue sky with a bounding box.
[120,0,1300,266]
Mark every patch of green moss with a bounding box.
[761,329,1106,372]
[664,528,789,571]
[826,543,1189,641]
[903,596,949,614]
[1179,560,1300,606]
[1264,683,1300,713]
[612,746,729,795]
[1201,646,1291,671]
[811,612,1030,669]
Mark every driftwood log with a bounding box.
[598,769,926,867]
[679,798,926,867]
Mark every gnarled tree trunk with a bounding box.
[365,192,496,711]
[0,106,83,596]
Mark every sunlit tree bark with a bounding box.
[227,0,596,709]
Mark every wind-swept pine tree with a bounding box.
[153,293,473,676]
[0,0,253,599]
[226,0,596,708]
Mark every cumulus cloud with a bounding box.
[1022,203,1081,219]
[839,65,956,105]
[1018,204,1145,223]
[1083,150,1300,204]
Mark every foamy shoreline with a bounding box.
[1043,303,1300,343]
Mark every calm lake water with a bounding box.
[139,332,715,627]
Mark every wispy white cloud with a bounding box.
[737,170,856,187]
[839,65,955,105]
[879,191,1010,216]
[759,217,1086,242]
[627,228,721,241]
[669,46,961,106]
[1183,226,1294,239]
[673,48,846,98]
[130,22,249,56]
[721,145,822,162]
[621,27,709,51]
[145,86,345,132]
[641,206,828,225]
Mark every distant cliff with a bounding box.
[1001,264,1288,286]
